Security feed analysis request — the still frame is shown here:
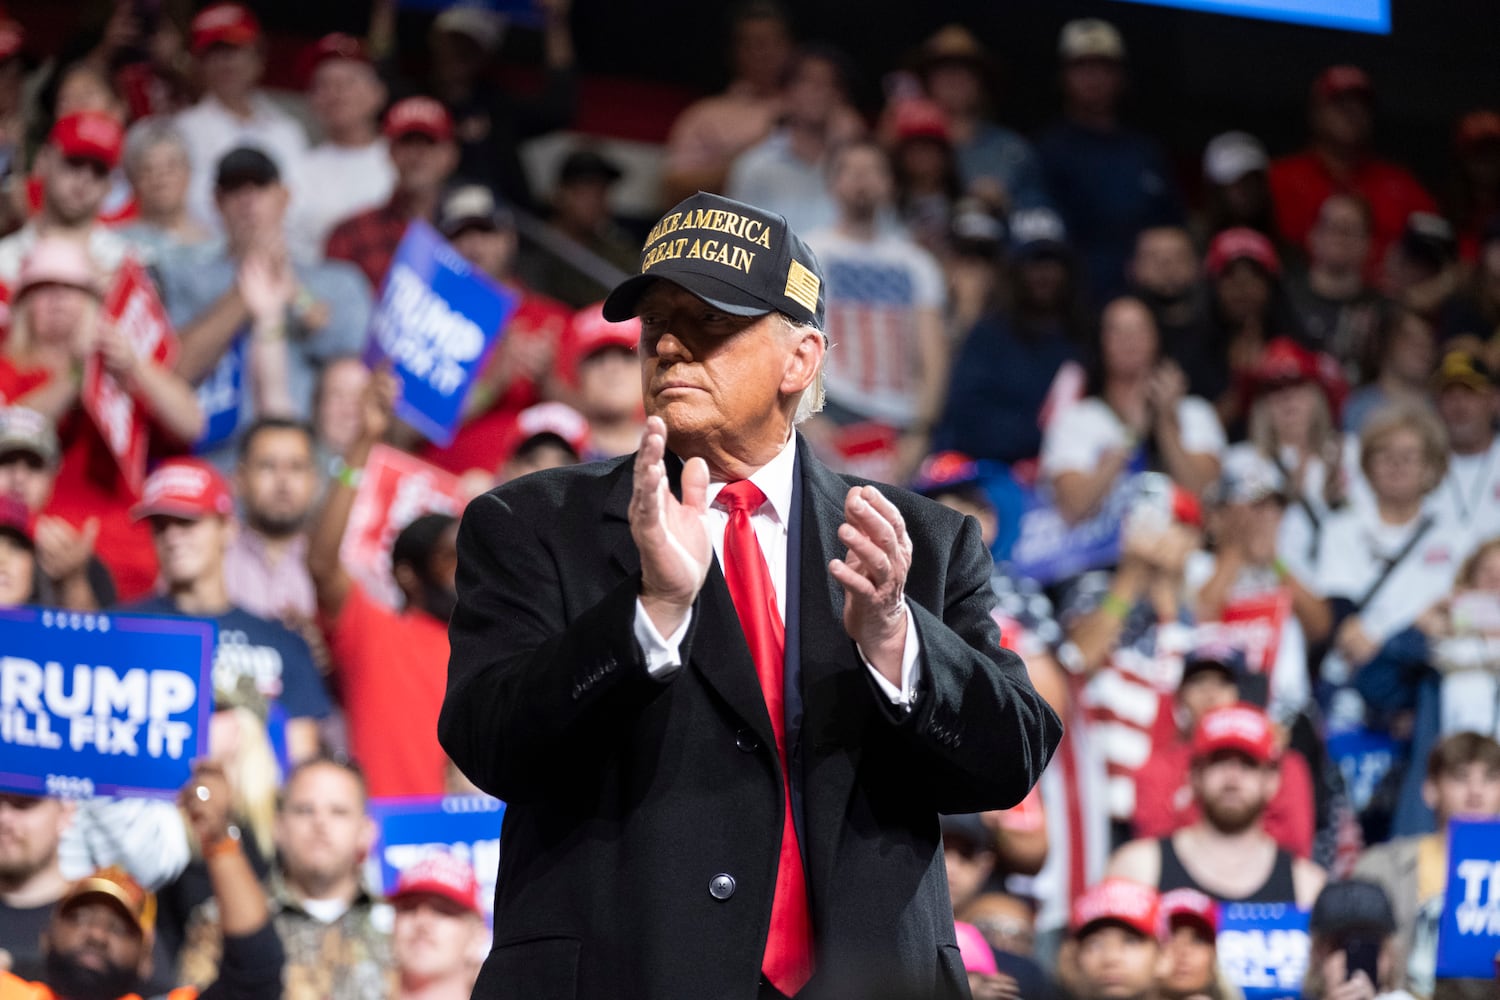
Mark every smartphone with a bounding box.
[1343,935,1381,985]
[1124,472,1174,538]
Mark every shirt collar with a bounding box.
[705,433,797,525]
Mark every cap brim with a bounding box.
[131,501,213,523]
[390,884,480,916]
[601,272,771,324]
[60,885,148,936]
[1075,916,1153,940]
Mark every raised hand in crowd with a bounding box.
[1318,948,1378,1000]
[34,514,100,607]
[239,244,297,417]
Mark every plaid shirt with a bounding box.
[325,196,414,291]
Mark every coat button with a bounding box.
[735,730,759,752]
[709,873,736,900]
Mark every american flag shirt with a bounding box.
[805,227,944,427]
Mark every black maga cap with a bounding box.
[602,191,825,329]
[1309,880,1397,938]
[215,146,279,190]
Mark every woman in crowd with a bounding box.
[1343,306,1439,434]
[1040,295,1224,524]
[118,117,211,257]
[0,236,201,597]
[0,493,37,604]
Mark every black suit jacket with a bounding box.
[440,436,1062,1000]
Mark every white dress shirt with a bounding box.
[632,436,921,708]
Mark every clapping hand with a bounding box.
[630,416,711,636]
[238,245,294,330]
[830,484,912,685]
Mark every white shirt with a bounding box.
[1432,437,1500,546]
[290,140,395,258]
[175,92,309,237]
[1039,395,1226,479]
[632,436,921,707]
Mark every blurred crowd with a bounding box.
[1,1,1500,999]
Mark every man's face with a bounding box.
[1160,925,1217,999]
[943,834,996,913]
[1062,58,1124,115]
[128,142,191,218]
[925,63,982,117]
[1214,261,1271,325]
[732,15,791,91]
[450,225,516,281]
[577,347,643,422]
[0,451,56,511]
[390,136,457,195]
[637,283,822,464]
[0,794,70,883]
[1308,197,1371,273]
[45,899,146,999]
[1425,761,1500,823]
[0,534,34,606]
[1193,751,1276,834]
[1132,228,1198,299]
[554,178,611,231]
[309,59,384,136]
[1436,384,1498,453]
[828,146,894,220]
[1177,671,1239,728]
[316,358,370,456]
[199,44,262,101]
[275,763,372,892]
[1075,924,1161,1000]
[237,428,317,538]
[1313,95,1373,149]
[392,895,481,983]
[786,56,840,127]
[42,151,110,226]
[216,182,288,249]
[149,516,229,589]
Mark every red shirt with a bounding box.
[325,198,412,291]
[1268,149,1436,281]
[325,583,450,797]
[1132,733,1316,858]
[420,290,574,475]
[0,361,165,600]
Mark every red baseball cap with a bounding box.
[50,111,124,171]
[383,97,453,143]
[0,19,24,62]
[1159,888,1218,940]
[1205,226,1281,279]
[0,494,34,546]
[299,33,370,87]
[1313,65,1373,104]
[569,302,640,369]
[389,852,482,916]
[1191,702,1277,766]
[892,98,952,145]
[190,3,261,54]
[1071,879,1161,940]
[501,402,590,466]
[131,459,235,522]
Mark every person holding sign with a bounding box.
[0,764,283,1000]
[441,191,1060,999]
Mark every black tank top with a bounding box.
[1157,835,1297,904]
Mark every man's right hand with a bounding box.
[630,416,710,636]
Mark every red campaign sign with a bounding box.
[81,259,178,496]
[1198,590,1292,674]
[829,421,899,485]
[339,444,467,609]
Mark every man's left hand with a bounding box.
[830,484,911,685]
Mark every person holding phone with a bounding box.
[1301,880,1417,1000]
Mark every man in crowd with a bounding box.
[173,2,307,236]
[1354,732,1500,999]
[0,765,283,1000]
[495,401,589,484]
[291,34,392,255]
[1156,889,1220,1000]
[0,795,72,979]
[179,758,388,1000]
[1038,18,1183,305]
[388,854,486,1000]
[1429,349,1500,543]
[124,458,331,764]
[1269,66,1435,278]
[0,406,115,610]
[1108,703,1327,907]
[307,372,457,797]
[325,97,459,291]
[725,46,857,235]
[118,120,211,258]
[1128,226,1214,398]
[661,1,795,205]
[1300,880,1417,1000]
[524,149,639,306]
[0,112,130,289]
[1061,879,1164,1000]
[225,418,320,626]
[564,304,644,459]
[1286,193,1387,379]
[158,147,370,459]
[807,138,947,481]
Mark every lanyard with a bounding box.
[1445,445,1496,525]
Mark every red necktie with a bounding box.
[717,480,814,994]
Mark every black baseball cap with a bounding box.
[602,192,826,329]
[559,149,623,186]
[1309,880,1396,939]
[215,146,279,191]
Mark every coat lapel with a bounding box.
[603,451,776,753]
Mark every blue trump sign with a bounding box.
[1009,465,1147,585]
[1436,817,1500,978]
[0,608,215,799]
[368,795,506,924]
[365,221,516,446]
[1217,903,1311,1000]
